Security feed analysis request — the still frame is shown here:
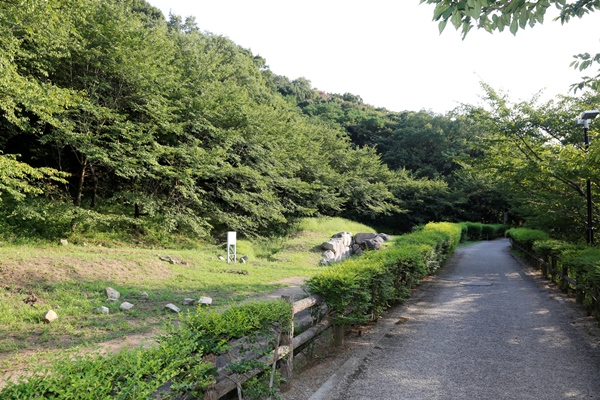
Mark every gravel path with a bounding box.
[316,239,600,400]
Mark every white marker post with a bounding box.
[227,231,237,264]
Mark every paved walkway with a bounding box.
[315,239,600,399]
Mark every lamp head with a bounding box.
[581,110,600,120]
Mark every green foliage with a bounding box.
[307,222,461,325]
[421,0,599,37]
[421,0,600,90]
[531,239,576,259]
[0,339,209,399]
[1,300,292,398]
[0,154,68,202]
[461,84,600,241]
[180,300,292,344]
[505,228,550,250]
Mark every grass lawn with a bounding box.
[0,217,377,379]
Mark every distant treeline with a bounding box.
[0,0,508,243]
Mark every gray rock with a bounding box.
[363,239,382,250]
[217,255,225,261]
[377,233,392,242]
[95,306,110,314]
[240,255,249,263]
[352,244,362,253]
[354,247,364,256]
[182,298,195,305]
[322,250,336,260]
[105,287,120,300]
[59,239,68,246]
[319,259,330,266]
[120,302,134,311]
[165,303,180,313]
[321,241,335,251]
[354,233,378,245]
[373,236,385,244]
[199,297,213,306]
[332,232,353,247]
[140,291,148,297]
[43,310,58,323]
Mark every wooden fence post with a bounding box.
[551,257,558,284]
[541,257,548,278]
[203,354,218,400]
[333,324,345,347]
[561,264,570,293]
[278,295,294,393]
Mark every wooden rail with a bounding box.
[510,240,600,313]
[204,294,330,399]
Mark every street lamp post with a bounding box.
[577,110,600,244]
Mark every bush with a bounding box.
[505,228,549,250]
[307,222,462,325]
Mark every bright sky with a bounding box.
[148,0,600,114]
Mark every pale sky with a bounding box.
[148,0,600,114]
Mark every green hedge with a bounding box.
[505,228,549,250]
[306,222,462,325]
[459,222,508,241]
[506,227,600,315]
[0,300,292,399]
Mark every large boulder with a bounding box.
[354,233,379,245]
[377,233,392,242]
[362,239,382,251]
[331,232,352,247]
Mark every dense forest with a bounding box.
[1,0,599,244]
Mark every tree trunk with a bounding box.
[74,155,87,207]
[89,163,98,208]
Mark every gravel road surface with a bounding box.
[316,239,600,400]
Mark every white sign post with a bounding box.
[227,231,237,264]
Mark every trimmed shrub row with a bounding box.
[459,222,509,242]
[506,227,600,315]
[306,222,462,326]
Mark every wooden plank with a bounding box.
[292,294,324,314]
[214,346,291,397]
[292,315,334,350]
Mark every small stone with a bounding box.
[239,255,249,263]
[43,310,58,323]
[105,287,120,299]
[217,255,225,261]
[199,297,213,306]
[59,239,68,246]
[239,257,246,264]
[182,298,195,305]
[319,259,330,266]
[165,303,180,313]
[95,306,110,314]
[120,302,134,311]
[140,291,148,297]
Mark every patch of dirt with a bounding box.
[0,252,176,289]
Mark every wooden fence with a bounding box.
[203,294,332,399]
[510,239,600,315]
